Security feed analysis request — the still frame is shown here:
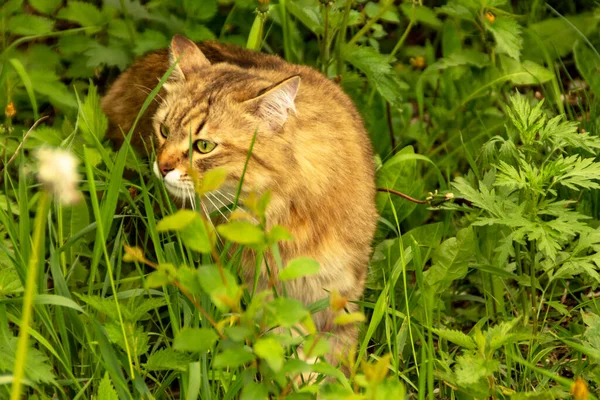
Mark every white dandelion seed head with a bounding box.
[35,148,81,205]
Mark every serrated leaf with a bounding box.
[432,328,476,349]
[85,43,130,71]
[8,14,54,35]
[0,267,23,297]
[343,45,407,109]
[146,349,193,371]
[485,16,522,60]
[279,257,320,281]
[105,322,149,357]
[254,337,284,372]
[57,1,104,27]
[217,221,265,245]
[79,83,108,143]
[455,352,499,386]
[184,0,217,21]
[30,0,61,14]
[174,328,218,353]
[400,4,441,28]
[98,372,119,400]
[0,336,56,384]
[424,227,475,292]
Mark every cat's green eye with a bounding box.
[195,140,217,154]
[160,124,169,139]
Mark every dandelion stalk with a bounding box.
[11,147,82,399]
[11,191,49,400]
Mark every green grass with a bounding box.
[1,0,600,399]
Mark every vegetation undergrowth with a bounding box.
[1,0,600,398]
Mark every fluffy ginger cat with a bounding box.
[102,35,377,370]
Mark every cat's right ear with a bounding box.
[169,35,210,82]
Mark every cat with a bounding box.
[101,35,377,373]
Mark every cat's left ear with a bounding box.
[247,75,301,129]
[169,35,210,81]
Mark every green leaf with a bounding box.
[145,349,193,372]
[526,14,600,61]
[0,267,22,297]
[199,167,228,194]
[500,57,553,85]
[79,83,108,143]
[266,298,308,328]
[134,29,169,56]
[279,257,320,281]
[197,265,240,312]
[268,225,293,243]
[485,16,522,60]
[217,221,265,245]
[184,0,217,21]
[343,45,407,109]
[583,312,600,350]
[432,328,476,350]
[254,337,284,372]
[30,0,61,15]
[455,352,499,386]
[401,4,442,28]
[98,372,119,400]
[85,43,131,71]
[157,210,198,231]
[574,41,600,99]
[174,328,218,353]
[241,382,270,400]
[7,14,54,36]
[424,227,475,292]
[334,312,366,325]
[303,335,330,359]
[213,347,256,369]
[0,336,56,384]
[105,322,149,357]
[158,211,213,253]
[57,1,104,27]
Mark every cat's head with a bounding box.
[153,35,301,206]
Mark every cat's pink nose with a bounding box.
[158,162,174,177]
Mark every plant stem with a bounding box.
[321,3,330,73]
[347,1,394,47]
[388,5,416,62]
[11,191,50,400]
[335,0,352,76]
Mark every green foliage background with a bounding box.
[2,0,600,399]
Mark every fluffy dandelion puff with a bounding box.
[35,148,81,205]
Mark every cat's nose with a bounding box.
[158,162,174,177]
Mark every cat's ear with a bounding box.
[247,75,301,129]
[169,35,210,81]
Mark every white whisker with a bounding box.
[204,193,229,222]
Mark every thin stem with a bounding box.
[11,191,50,400]
[335,0,352,76]
[347,1,394,47]
[388,5,416,62]
[321,3,330,73]
[0,116,48,174]
[386,102,397,154]
[377,187,428,204]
